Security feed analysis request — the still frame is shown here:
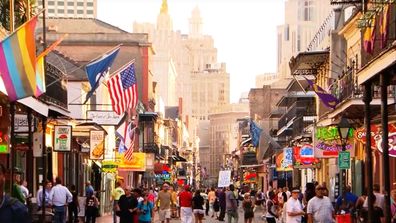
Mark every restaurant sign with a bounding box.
[294,144,320,168]
[355,123,396,157]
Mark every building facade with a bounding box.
[37,0,97,18]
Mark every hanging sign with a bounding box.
[276,148,293,171]
[90,130,105,160]
[87,110,123,125]
[118,152,146,171]
[218,170,231,187]
[355,123,396,157]
[243,172,257,183]
[338,151,351,169]
[0,102,10,153]
[102,160,118,173]
[294,144,320,168]
[54,125,72,152]
[33,132,43,157]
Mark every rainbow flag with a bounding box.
[0,16,38,101]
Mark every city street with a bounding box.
[96,207,266,223]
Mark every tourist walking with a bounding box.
[111,181,124,223]
[286,188,304,223]
[225,184,238,223]
[242,193,254,223]
[68,185,79,223]
[137,192,154,223]
[49,177,73,223]
[306,185,334,223]
[192,189,205,223]
[0,164,30,223]
[155,183,175,223]
[178,185,193,223]
[117,186,138,223]
[85,191,99,223]
[265,191,278,223]
[218,187,226,221]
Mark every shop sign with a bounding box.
[355,123,396,157]
[87,110,123,125]
[338,151,351,169]
[33,132,43,157]
[315,141,353,157]
[155,173,171,181]
[54,125,72,152]
[0,104,10,153]
[90,130,105,160]
[118,152,146,171]
[243,172,257,183]
[14,114,34,133]
[276,148,293,171]
[102,160,118,173]
[218,170,231,187]
[294,144,320,168]
[316,126,354,141]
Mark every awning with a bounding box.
[289,50,329,76]
[18,97,49,117]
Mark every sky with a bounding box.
[98,0,286,103]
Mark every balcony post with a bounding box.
[380,73,391,223]
[363,81,373,222]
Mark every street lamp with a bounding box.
[337,116,351,196]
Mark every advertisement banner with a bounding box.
[101,160,118,173]
[276,148,293,171]
[87,110,123,125]
[355,123,396,157]
[218,170,232,187]
[294,144,320,168]
[90,130,105,160]
[54,125,72,152]
[118,152,146,171]
[243,172,257,183]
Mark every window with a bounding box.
[48,8,55,13]
[77,2,84,6]
[67,9,74,14]
[48,1,55,6]
[284,24,289,41]
[67,2,74,6]
[303,0,313,21]
[77,10,84,14]
[87,2,94,6]
[57,1,64,6]
[58,9,64,13]
[87,10,93,14]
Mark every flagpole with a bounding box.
[86,44,123,66]
[9,0,14,32]
[107,59,136,80]
[9,0,15,199]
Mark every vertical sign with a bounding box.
[0,103,10,153]
[338,151,350,169]
[33,132,43,157]
[218,170,231,188]
[54,125,72,152]
[283,147,293,168]
[90,130,105,160]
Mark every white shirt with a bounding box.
[307,196,334,223]
[363,192,385,210]
[286,197,303,223]
[20,185,29,199]
[37,187,52,207]
[49,184,73,206]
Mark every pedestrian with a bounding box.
[359,193,384,223]
[363,184,385,211]
[68,185,79,223]
[192,189,205,223]
[218,187,226,221]
[137,192,154,223]
[147,187,155,204]
[335,185,358,214]
[0,163,30,223]
[170,186,178,218]
[242,193,254,223]
[178,185,193,223]
[265,191,278,223]
[37,180,52,211]
[208,187,217,218]
[85,191,99,223]
[11,168,25,204]
[20,179,29,204]
[225,184,238,223]
[111,181,124,223]
[85,181,94,197]
[286,188,304,223]
[49,176,73,223]
[132,188,142,223]
[155,182,174,223]
[254,189,264,212]
[204,188,210,216]
[117,186,137,223]
[306,185,334,223]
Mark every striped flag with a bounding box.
[107,61,138,115]
[0,15,38,101]
[123,123,137,162]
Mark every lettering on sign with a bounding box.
[87,111,122,125]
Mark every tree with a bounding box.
[0,0,36,31]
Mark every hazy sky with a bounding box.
[98,0,285,102]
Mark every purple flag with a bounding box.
[304,77,339,109]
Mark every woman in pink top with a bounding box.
[147,188,156,204]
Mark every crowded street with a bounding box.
[1,0,396,223]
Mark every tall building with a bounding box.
[256,73,278,88]
[37,0,97,18]
[277,0,332,78]
[207,103,249,179]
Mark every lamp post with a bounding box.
[337,116,351,196]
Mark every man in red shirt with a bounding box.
[178,185,193,223]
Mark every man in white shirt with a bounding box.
[307,185,334,223]
[49,177,73,223]
[363,184,385,210]
[37,180,52,209]
[286,188,304,223]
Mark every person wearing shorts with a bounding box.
[155,183,174,223]
[192,189,205,223]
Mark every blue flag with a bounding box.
[84,47,120,104]
[250,120,263,147]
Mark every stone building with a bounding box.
[37,0,97,18]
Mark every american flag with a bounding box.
[123,123,137,161]
[107,62,138,115]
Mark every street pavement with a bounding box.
[96,206,266,223]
